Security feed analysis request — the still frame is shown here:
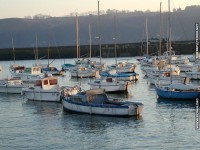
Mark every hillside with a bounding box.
[0,5,199,49]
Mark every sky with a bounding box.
[0,0,199,19]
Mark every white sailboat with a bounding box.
[88,77,132,93]
[69,14,96,78]
[9,38,25,75]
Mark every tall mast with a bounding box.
[98,0,102,63]
[76,14,79,59]
[168,0,171,55]
[145,16,149,56]
[168,0,172,84]
[159,2,163,56]
[11,37,15,64]
[48,27,50,67]
[89,24,92,58]
[36,34,38,65]
[114,14,117,65]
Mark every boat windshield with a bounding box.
[49,79,58,85]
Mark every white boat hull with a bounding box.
[69,70,95,78]
[0,85,23,94]
[22,89,61,102]
[62,100,143,116]
[89,82,131,93]
[90,84,126,92]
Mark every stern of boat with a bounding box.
[129,102,143,116]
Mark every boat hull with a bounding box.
[0,85,23,94]
[155,86,200,99]
[22,89,61,102]
[69,69,96,78]
[88,83,130,93]
[100,72,138,81]
[62,99,143,116]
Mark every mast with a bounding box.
[145,16,149,57]
[48,27,50,67]
[11,37,15,64]
[168,0,172,84]
[98,0,102,63]
[114,14,117,65]
[159,2,163,56]
[36,34,38,65]
[89,24,92,58]
[76,14,79,59]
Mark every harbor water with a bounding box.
[0,58,199,150]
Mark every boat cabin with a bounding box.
[10,65,25,73]
[24,66,42,75]
[34,77,59,90]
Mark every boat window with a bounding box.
[49,79,57,85]
[164,72,170,77]
[43,80,48,85]
[14,66,25,70]
[106,78,112,82]
[89,94,107,104]
[24,68,31,73]
[33,68,40,71]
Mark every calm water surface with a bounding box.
[0,58,199,150]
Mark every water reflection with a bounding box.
[61,111,143,134]
[148,84,156,90]
[22,100,62,115]
[156,97,196,109]
[107,92,133,99]
[0,93,22,102]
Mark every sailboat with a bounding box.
[9,37,26,75]
[155,0,200,100]
[40,29,64,76]
[88,77,132,93]
[68,14,96,78]
[1,38,27,93]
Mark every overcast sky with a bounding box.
[0,0,199,19]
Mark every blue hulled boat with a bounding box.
[62,88,143,116]
[62,63,77,71]
[100,70,139,81]
[155,83,200,100]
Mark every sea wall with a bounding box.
[0,40,197,61]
